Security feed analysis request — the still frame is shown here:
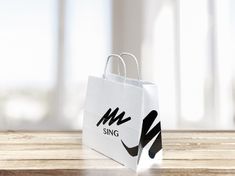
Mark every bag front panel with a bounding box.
[83,76,144,170]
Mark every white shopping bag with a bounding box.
[83,53,162,171]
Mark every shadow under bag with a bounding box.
[83,53,162,171]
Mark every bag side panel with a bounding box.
[137,84,162,170]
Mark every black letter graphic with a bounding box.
[121,110,162,159]
[96,107,131,127]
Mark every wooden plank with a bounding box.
[0,142,233,151]
[0,144,82,150]
[0,160,235,176]
[0,160,122,170]
[0,131,234,144]
[0,132,81,144]
[0,170,234,176]
[0,169,234,176]
[0,146,234,160]
[0,159,235,170]
[163,143,235,150]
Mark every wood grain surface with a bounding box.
[0,131,234,175]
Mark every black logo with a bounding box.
[121,110,162,159]
[97,108,162,160]
[96,107,131,127]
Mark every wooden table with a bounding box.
[0,131,234,175]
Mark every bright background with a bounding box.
[0,0,234,130]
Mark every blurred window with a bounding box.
[0,0,111,130]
